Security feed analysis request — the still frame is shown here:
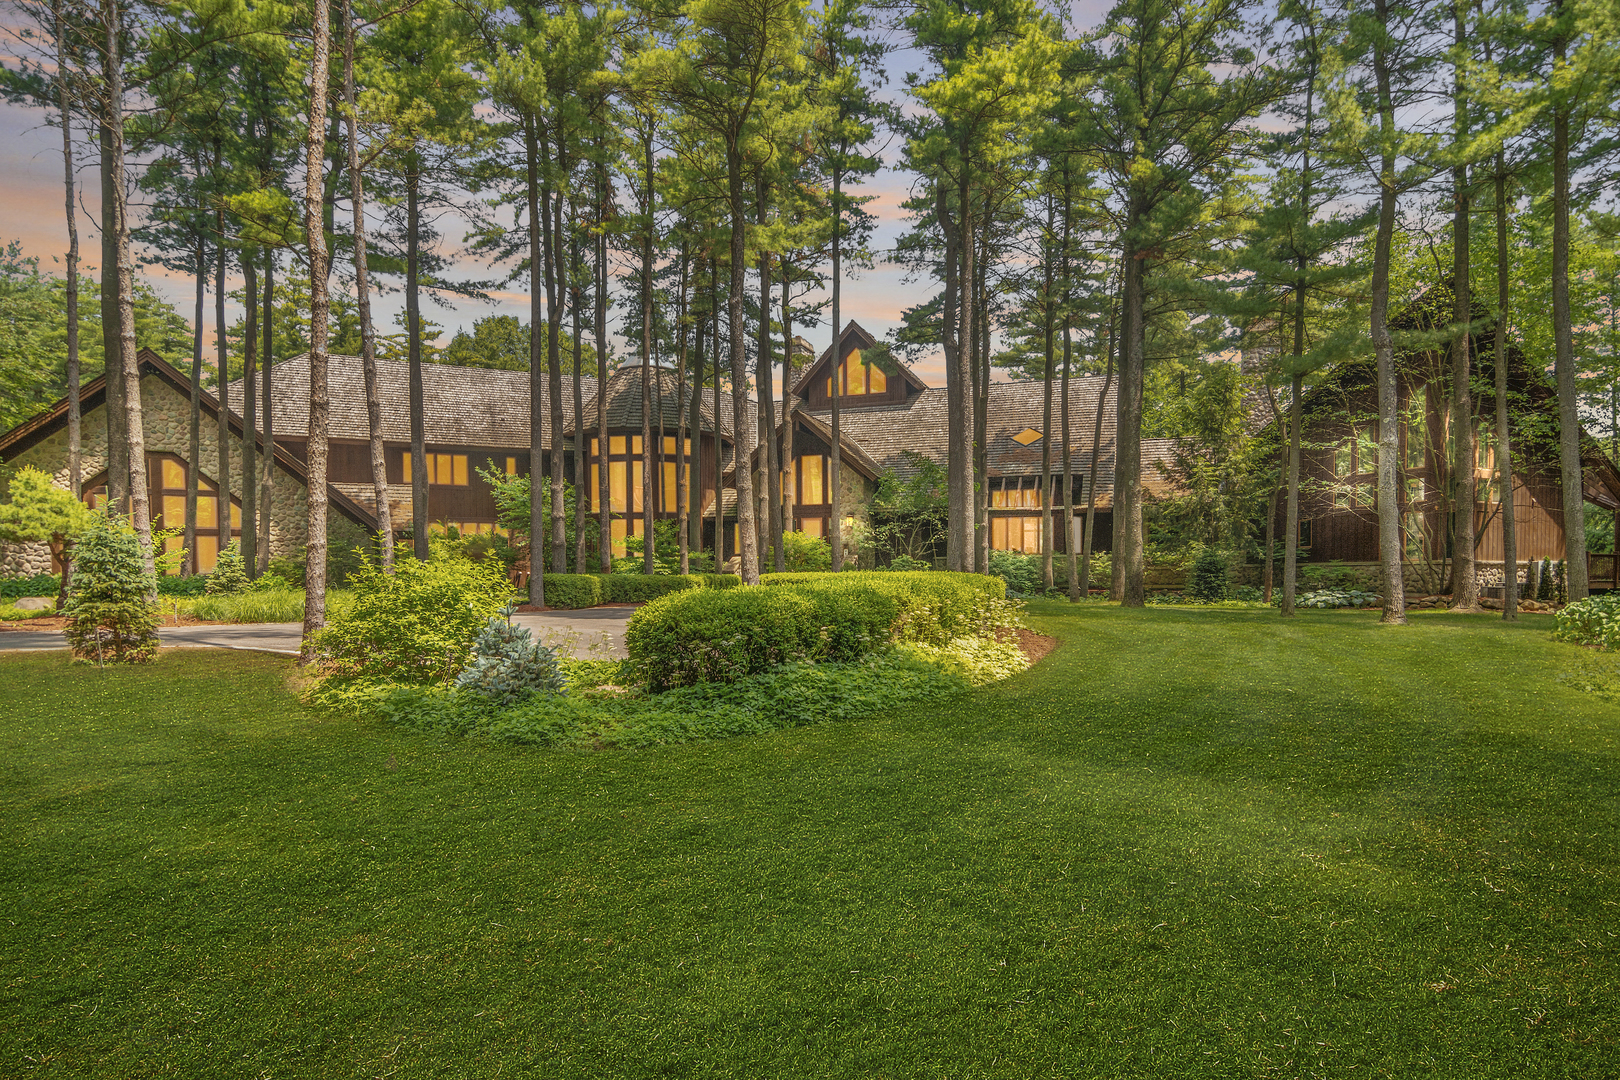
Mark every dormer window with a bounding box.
[1011,428,1042,446]
[826,350,888,397]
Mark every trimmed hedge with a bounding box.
[536,573,742,608]
[760,570,1007,646]
[626,585,897,690]
[540,574,603,609]
[628,572,1012,690]
[602,574,701,603]
[0,573,60,600]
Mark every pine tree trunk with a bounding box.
[639,131,655,575]
[109,4,151,576]
[242,254,259,576]
[1450,4,1479,610]
[596,157,611,573]
[829,165,843,572]
[572,218,587,575]
[99,109,127,511]
[780,267,795,564]
[1082,301,1114,602]
[1495,156,1518,619]
[1040,194,1055,592]
[756,204,779,573]
[1370,0,1407,623]
[56,0,80,500]
[524,120,545,602]
[258,251,276,576]
[713,258,725,568]
[1283,371,1303,616]
[687,298,706,559]
[1551,13,1587,600]
[550,147,569,576]
[187,236,204,575]
[344,0,393,570]
[1117,209,1146,607]
[408,162,429,562]
[726,144,758,584]
[676,243,691,575]
[301,0,333,658]
[214,202,231,560]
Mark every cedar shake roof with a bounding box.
[809,374,1128,504]
[563,364,742,441]
[0,348,376,529]
[236,354,597,450]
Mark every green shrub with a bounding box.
[1186,548,1231,602]
[155,574,208,597]
[886,554,932,572]
[769,529,831,572]
[62,514,160,664]
[1298,561,1380,593]
[266,555,307,588]
[989,550,1042,596]
[626,584,896,690]
[205,542,251,595]
[0,573,60,600]
[601,574,703,604]
[761,571,1011,647]
[1554,593,1620,650]
[1,602,58,621]
[541,574,603,609]
[454,613,568,705]
[309,552,513,702]
[695,573,741,590]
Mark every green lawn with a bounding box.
[3,605,1616,1078]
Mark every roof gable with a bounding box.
[790,320,929,399]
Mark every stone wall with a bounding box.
[2,373,322,575]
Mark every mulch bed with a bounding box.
[1011,627,1059,665]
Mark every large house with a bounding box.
[0,322,1126,575]
[1263,288,1620,593]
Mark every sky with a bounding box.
[0,1,1114,391]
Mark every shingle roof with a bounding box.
[235,355,596,449]
[564,364,739,440]
[810,375,1124,501]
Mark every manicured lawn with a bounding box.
[2,604,1616,1077]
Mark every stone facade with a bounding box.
[2,372,328,575]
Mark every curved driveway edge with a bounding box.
[0,607,634,659]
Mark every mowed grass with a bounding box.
[2,605,1616,1078]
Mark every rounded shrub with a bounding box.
[625,585,895,691]
[1554,593,1620,650]
[1186,548,1231,602]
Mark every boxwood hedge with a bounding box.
[537,573,743,609]
[760,570,1007,646]
[540,574,603,609]
[628,572,1011,690]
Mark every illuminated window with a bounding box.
[505,457,517,476]
[609,461,627,513]
[662,436,691,456]
[798,454,826,505]
[825,350,887,398]
[799,516,825,538]
[991,516,1043,553]
[402,452,469,485]
[1012,428,1042,446]
[610,436,626,455]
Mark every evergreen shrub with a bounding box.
[540,574,603,609]
[626,585,896,690]
[1186,548,1231,602]
[761,571,1009,646]
[155,575,208,597]
[204,542,251,595]
[696,573,742,590]
[454,612,568,705]
[885,554,932,572]
[62,515,160,664]
[602,574,702,603]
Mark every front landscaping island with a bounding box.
[3,604,1617,1077]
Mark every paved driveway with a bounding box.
[0,607,636,659]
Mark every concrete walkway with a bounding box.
[0,606,636,658]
